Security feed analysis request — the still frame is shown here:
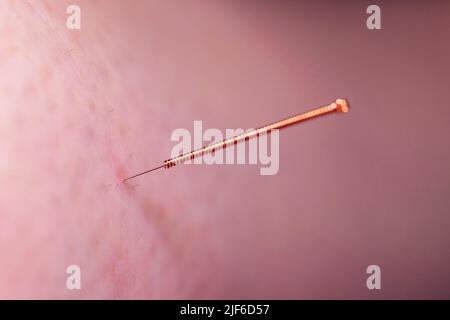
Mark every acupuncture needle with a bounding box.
[123,98,349,182]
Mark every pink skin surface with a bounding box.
[1,1,450,299]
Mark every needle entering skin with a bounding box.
[122,165,164,182]
[123,98,349,182]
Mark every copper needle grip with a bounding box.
[163,98,349,169]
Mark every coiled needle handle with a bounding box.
[123,98,349,181]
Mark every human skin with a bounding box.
[1,1,450,299]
